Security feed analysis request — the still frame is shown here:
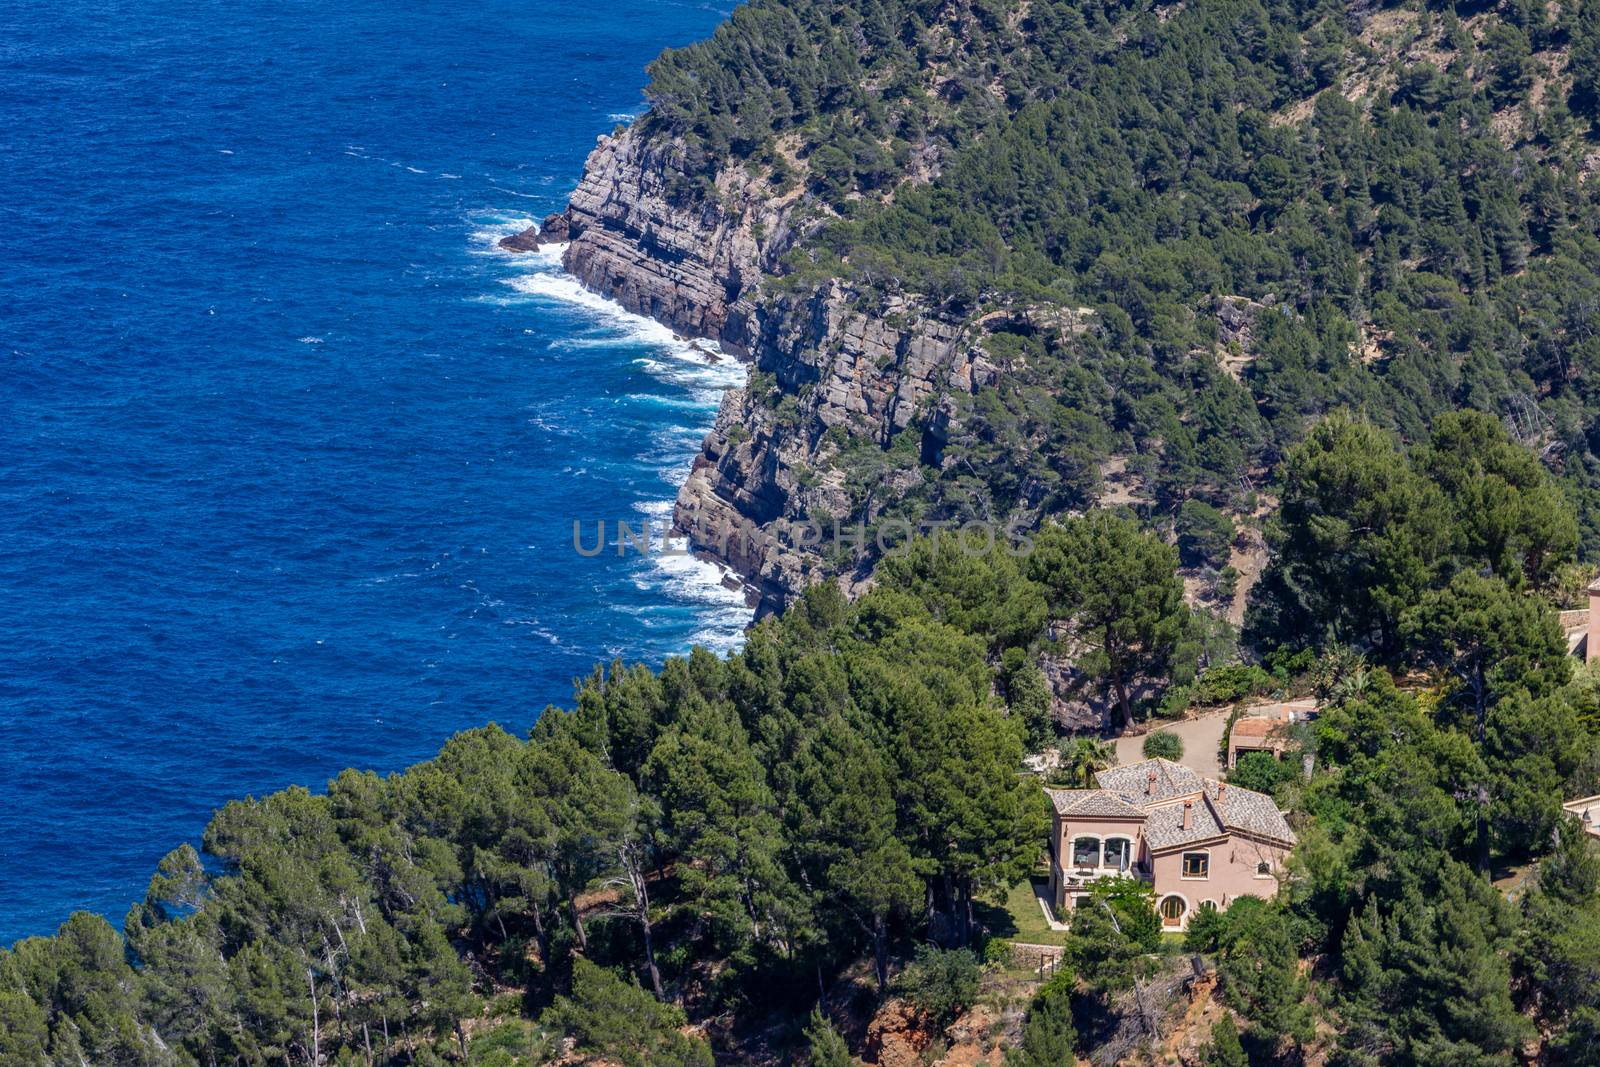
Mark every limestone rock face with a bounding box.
[505,121,984,614]
[529,126,803,353]
[675,284,994,615]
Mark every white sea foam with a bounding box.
[467,213,538,253]
[645,548,753,654]
[298,336,324,344]
[476,215,754,651]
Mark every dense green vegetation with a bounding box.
[645,0,1600,569]
[4,413,1599,1064]
[11,0,1600,1058]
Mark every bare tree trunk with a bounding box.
[306,968,320,1066]
[872,913,890,994]
[1114,677,1134,731]
[610,842,664,997]
[568,898,588,953]
[530,901,551,966]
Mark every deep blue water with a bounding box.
[0,0,746,943]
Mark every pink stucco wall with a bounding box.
[1050,810,1288,929]
[1147,837,1288,928]
[1049,814,1146,911]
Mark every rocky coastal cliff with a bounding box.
[503,125,984,615]
[504,128,788,352]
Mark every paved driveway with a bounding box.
[1114,708,1231,779]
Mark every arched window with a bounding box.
[1103,836,1132,872]
[1072,836,1101,868]
[1159,895,1186,927]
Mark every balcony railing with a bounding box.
[1063,864,1153,887]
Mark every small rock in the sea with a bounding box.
[497,227,542,253]
[497,211,570,253]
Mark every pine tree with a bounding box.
[805,1007,854,1067]
[1007,971,1077,1067]
[1030,512,1192,727]
[1201,1014,1248,1067]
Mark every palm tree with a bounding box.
[1053,737,1118,787]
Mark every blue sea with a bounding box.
[0,0,745,943]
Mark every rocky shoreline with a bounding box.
[501,124,998,618]
[501,123,815,616]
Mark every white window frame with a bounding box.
[1102,834,1134,872]
[1071,835,1102,869]
[1158,893,1189,927]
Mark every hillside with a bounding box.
[509,0,1600,617]
[9,0,1600,1065]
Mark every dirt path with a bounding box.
[1114,708,1231,778]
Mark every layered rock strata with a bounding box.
[502,124,987,615]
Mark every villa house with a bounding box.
[1044,758,1296,931]
[1565,795,1600,840]
[1560,577,1600,661]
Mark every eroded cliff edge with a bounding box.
[503,124,989,616]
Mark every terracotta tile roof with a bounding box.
[1229,718,1279,738]
[1143,798,1225,849]
[1043,788,1146,818]
[1094,757,1203,804]
[1206,781,1296,847]
[1044,757,1297,851]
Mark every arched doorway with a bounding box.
[1159,895,1186,928]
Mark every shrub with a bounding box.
[1183,901,1229,954]
[1190,663,1272,706]
[545,960,713,1067]
[1006,971,1076,1066]
[805,1007,852,1067]
[1177,500,1235,568]
[1142,731,1183,761]
[1228,751,1298,794]
[1200,1014,1248,1067]
[898,945,981,1024]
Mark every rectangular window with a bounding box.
[1182,852,1209,878]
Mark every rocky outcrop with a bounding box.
[497,211,567,251]
[674,284,1001,614]
[502,125,803,353]
[863,998,935,1067]
[502,122,986,614]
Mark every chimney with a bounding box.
[1182,800,1193,829]
[1217,782,1228,803]
[1146,769,1157,796]
[1589,578,1600,664]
